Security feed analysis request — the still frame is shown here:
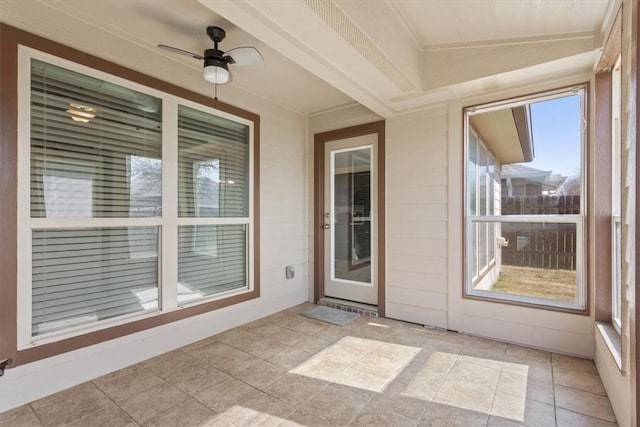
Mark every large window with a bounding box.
[18,49,255,347]
[464,86,586,311]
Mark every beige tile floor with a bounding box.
[1,303,618,426]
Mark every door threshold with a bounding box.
[318,297,378,317]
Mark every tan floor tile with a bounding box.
[280,406,333,427]
[427,330,469,346]
[353,352,408,379]
[237,338,283,360]
[166,364,231,396]
[420,349,458,374]
[553,367,607,395]
[191,342,260,375]
[356,323,396,340]
[267,346,312,370]
[220,392,296,427]
[419,402,489,427]
[556,407,619,427]
[31,382,112,426]
[142,398,217,427]
[195,376,262,414]
[402,369,447,402]
[447,360,501,388]
[366,393,429,420]
[179,338,216,355]
[552,353,599,375]
[497,370,554,405]
[118,382,189,424]
[433,378,496,414]
[503,361,553,384]
[315,325,351,343]
[555,385,616,422]
[504,344,551,366]
[93,364,164,403]
[370,317,407,329]
[337,367,390,392]
[264,374,328,406]
[295,335,336,355]
[385,326,431,347]
[490,392,555,426]
[280,316,328,336]
[145,351,206,381]
[242,322,289,339]
[290,354,348,382]
[68,401,137,426]
[317,341,368,365]
[374,341,421,364]
[0,405,42,427]
[299,383,372,425]
[422,338,465,354]
[340,336,383,353]
[350,407,416,427]
[234,359,287,391]
[463,336,507,360]
[271,328,309,347]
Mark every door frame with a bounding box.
[314,121,386,316]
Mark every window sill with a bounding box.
[596,321,623,372]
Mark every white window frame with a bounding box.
[17,46,255,348]
[464,86,587,311]
[468,129,498,283]
[611,55,622,332]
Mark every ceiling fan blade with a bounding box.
[157,44,203,60]
[224,47,263,66]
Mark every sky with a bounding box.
[524,94,582,178]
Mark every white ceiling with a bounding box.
[391,0,611,48]
[0,0,617,117]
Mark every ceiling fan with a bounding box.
[158,26,263,85]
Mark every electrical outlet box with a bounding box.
[285,265,295,279]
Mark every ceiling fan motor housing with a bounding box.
[204,49,229,70]
[206,26,226,43]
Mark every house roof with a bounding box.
[0,0,616,117]
[501,164,567,191]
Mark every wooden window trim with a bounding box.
[0,24,261,367]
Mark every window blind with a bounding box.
[31,59,162,219]
[32,227,159,337]
[29,59,162,339]
[178,105,249,218]
[177,225,247,302]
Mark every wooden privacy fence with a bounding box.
[500,196,579,270]
[501,195,580,215]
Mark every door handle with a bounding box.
[322,223,330,230]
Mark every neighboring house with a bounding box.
[0,1,636,426]
[501,164,567,197]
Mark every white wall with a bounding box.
[385,106,450,327]
[0,82,310,413]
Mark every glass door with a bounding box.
[324,134,377,305]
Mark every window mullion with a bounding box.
[161,99,178,311]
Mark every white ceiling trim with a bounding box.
[423,31,598,52]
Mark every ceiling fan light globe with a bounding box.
[204,65,229,84]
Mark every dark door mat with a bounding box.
[301,305,360,326]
